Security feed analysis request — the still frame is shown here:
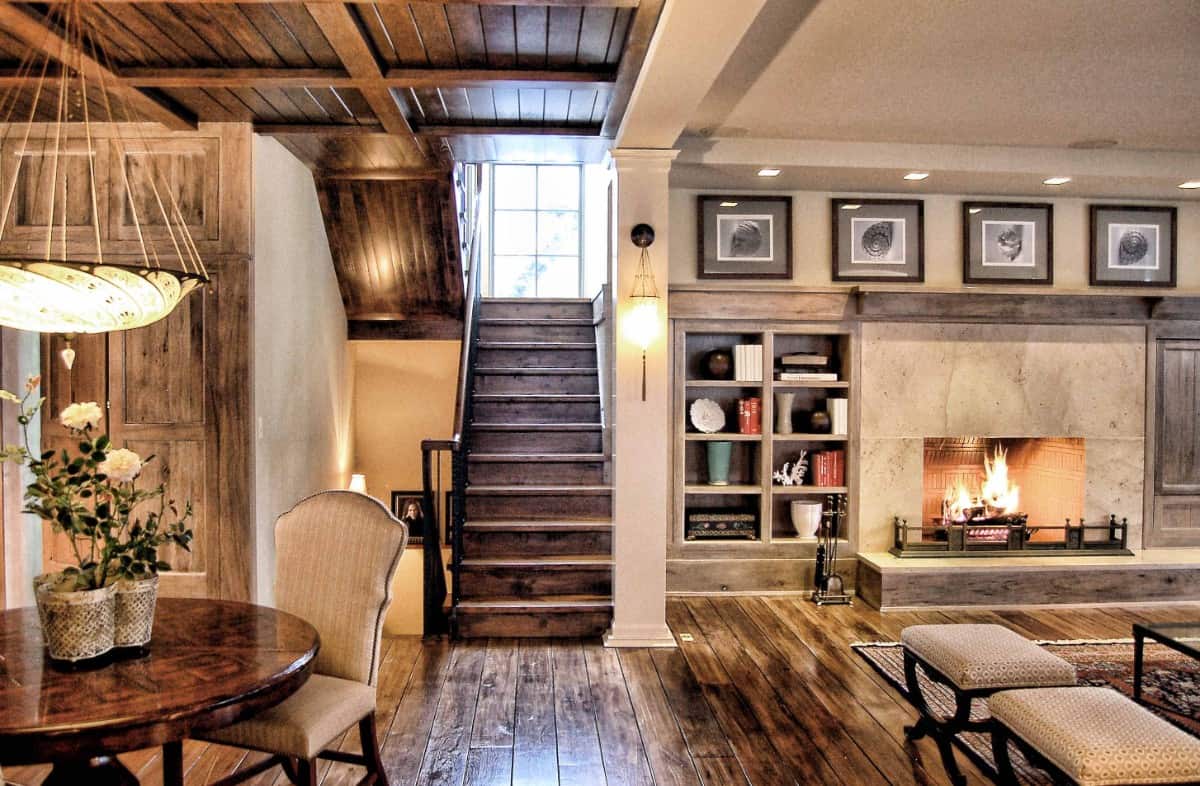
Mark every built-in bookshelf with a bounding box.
[671,322,856,561]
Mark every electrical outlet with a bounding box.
[256,416,264,440]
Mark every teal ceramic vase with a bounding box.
[706,441,733,486]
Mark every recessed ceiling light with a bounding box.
[839,203,862,210]
[968,208,983,214]
[903,172,929,181]
[1179,181,1200,190]
[1043,176,1072,186]
[757,168,781,177]
[720,201,739,207]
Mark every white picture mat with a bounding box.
[716,214,774,262]
[1107,223,1159,271]
[980,220,1037,267]
[851,217,906,264]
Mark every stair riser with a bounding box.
[474,373,598,395]
[466,493,612,520]
[477,348,596,368]
[457,566,612,599]
[479,323,595,342]
[471,430,603,454]
[463,530,612,557]
[473,400,600,424]
[469,460,605,485]
[481,302,592,320]
[456,610,610,638]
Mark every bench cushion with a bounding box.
[990,686,1200,786]
[901,624,1076,690]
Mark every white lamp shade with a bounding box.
[348,474,367,494]
[624,297,659,351]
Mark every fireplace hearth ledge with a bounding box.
[856,550,1200,610]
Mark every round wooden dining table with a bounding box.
[0,597,319,786]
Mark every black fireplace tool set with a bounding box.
[812,493,852,605]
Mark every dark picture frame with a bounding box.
[391,490,426,546]
[962,202,1054,285]
[831,198,924,282]
[697,195,792,279]
[1089,205,1177,288]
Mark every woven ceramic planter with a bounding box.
[33,576,115,661]
[114,575,159,648]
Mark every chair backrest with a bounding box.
[273,490,408,685]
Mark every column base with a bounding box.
[603,623,677,648]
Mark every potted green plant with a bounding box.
[1,376,193,661]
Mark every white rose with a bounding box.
[98,448,142,484]
[59,402,103,432]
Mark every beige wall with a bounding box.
[669,188,1200,290]
[1,328,41,608]
[252,135,353,604]
[351,339,459,634]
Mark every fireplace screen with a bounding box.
[923,437,1086,543]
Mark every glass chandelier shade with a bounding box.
[0,2,208,337]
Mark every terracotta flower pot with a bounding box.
[114,575,159,648]
[33,575,115,662]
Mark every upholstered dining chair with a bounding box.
[194,490,408,786]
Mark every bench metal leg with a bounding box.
[903,649,968,786]
[990,724,1019,786]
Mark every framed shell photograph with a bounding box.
[962,202,1053,285]
[1089,205,1177,287]
[831,198,924,282]
[697,195,792,279]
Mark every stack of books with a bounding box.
[737,398,761,434]
[810,449,845,486]
[777,352,837,382]
[734,345,763,381]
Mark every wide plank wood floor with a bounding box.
[6,600,1195,785]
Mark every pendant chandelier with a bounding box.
[0,2,208,339]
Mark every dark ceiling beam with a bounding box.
[383,68,615,91]
[94,0,639,6]
[303,2,425,160]
[601,0,666,138]
[111,66,616,92]
[416,125,603,137]
[255,122,386,135]
[348,319,465,341]
[0,4,196,131]
[317,168,448,181]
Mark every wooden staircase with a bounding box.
[455,298,613,638]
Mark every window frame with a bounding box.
[488,163,585,298]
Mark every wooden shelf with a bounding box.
[685,485,762,495]
[771,380,848,389]
[771,486,849,495]
[771,433,847,442]
[686,380,764,388]
[685,433,762,441]
[771,536,851,544]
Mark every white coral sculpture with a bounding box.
[772,451,809,486]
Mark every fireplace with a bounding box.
[891,437,1131,556]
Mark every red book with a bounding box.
[748,398,761,434]
[738,399,750,433]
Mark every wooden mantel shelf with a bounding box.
[668,283,1200,323]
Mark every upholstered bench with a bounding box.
[989,687,1200,786]
[900,624,1077,785]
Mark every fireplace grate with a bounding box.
[890,514,1132,557]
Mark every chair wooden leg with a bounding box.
[294,758,317,786]
[360,713,389,786]
[162,740,184,786]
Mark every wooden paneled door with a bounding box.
[1149,338,1200,546]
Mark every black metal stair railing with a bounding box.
[421,163,481,638]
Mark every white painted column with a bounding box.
[604,148,678,648]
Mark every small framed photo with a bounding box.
[698,195,791,279]
[962,202,1053,285]
[1090,205,1177,287]
[831,198,924,282]
[391,490,426,546]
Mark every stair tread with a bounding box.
[457,595,613,610]
[461,555,614,566]
[474,393,599,401]
[467,484,611,495]
[479,318,592,326]
[479,341,595,349]
[471,423,602,431]
[469,453,604,463]
[464,520,612,531]
[482,298,590,304]
[475,367,596,375]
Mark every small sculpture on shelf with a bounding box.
[772,451,808,486]
[702,349,734,380]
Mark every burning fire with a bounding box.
[943,446,1020,522]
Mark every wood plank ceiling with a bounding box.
[0,0,664,331]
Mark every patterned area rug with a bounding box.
[853,639,1200,786]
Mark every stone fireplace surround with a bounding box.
[858,322,1145,553]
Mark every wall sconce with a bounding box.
[348,473,367,494]
[626,223,659,402]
